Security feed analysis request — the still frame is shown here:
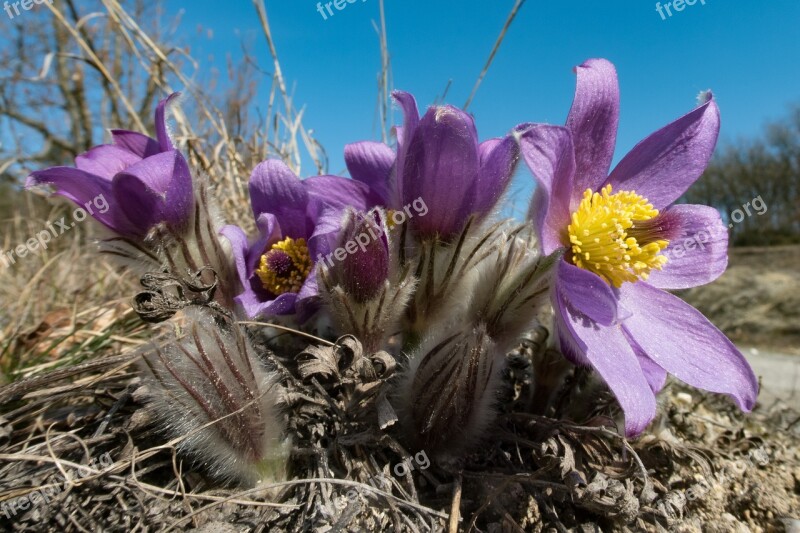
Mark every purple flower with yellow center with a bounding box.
[222,159,379,319]
[25,93,192,239]
[519,58,758,436]
[344,91,520,241]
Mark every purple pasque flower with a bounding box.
[344,91,520,241]
[519,58,758,436]
[26,93,193,239]
[222,159,379,319]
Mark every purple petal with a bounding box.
[565,58,620,197]
[304,175,380,212]
[112,150,193,231]
[478,138,502,164]
[555,291,658,436]
[402,105,480,238]
[473,135,519,218]
[154,93,180,152]
[308,207,345,263]
[235,290,298,318]
[295,271,321,323]
[298,269,319,302]
[626,335,668,393]
[75,145,143,180]
[26,167,111,202]
[639,355,668,394]
[518,124,576,254]
[555,260,618,326]
[553,300,590,366]
[110,130,161,158]
[392,90,420,199]
[26,167,137,236]
[247,213,282,275]
[248,160,310,239]
[344,141,395,205]
[220,224,251,293]
[647,204,729,289]
[606,94,720,210]
[619,282,758,411]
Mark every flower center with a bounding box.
[567,185,669,287]
[255,237,312,295]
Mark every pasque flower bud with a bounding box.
[319,208,415,353]
[140,308,289,488]
[339,209,390,302]
[395,323,504,457]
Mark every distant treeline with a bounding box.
[682,105,800,246]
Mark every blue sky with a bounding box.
[168,0,799,212]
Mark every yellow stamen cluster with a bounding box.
[255,237,312,295]
[567,185,669,287]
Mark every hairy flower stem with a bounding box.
[148,185,239,309]
[403,218,507,343]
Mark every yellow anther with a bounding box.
[566,185,669,287]
[255,237,312,295]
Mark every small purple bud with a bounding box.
[339,209,389,303]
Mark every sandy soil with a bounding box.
[680,245,800,354]
[741,346,800,408]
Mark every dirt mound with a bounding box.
[0,337,797,532]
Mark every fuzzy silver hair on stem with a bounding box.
[394,222,558,457]
[153,180,239,309]
[403,217,511,340]
[139,308,289,488]
[467,224,560,351]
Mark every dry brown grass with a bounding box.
[0,0,339,385]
